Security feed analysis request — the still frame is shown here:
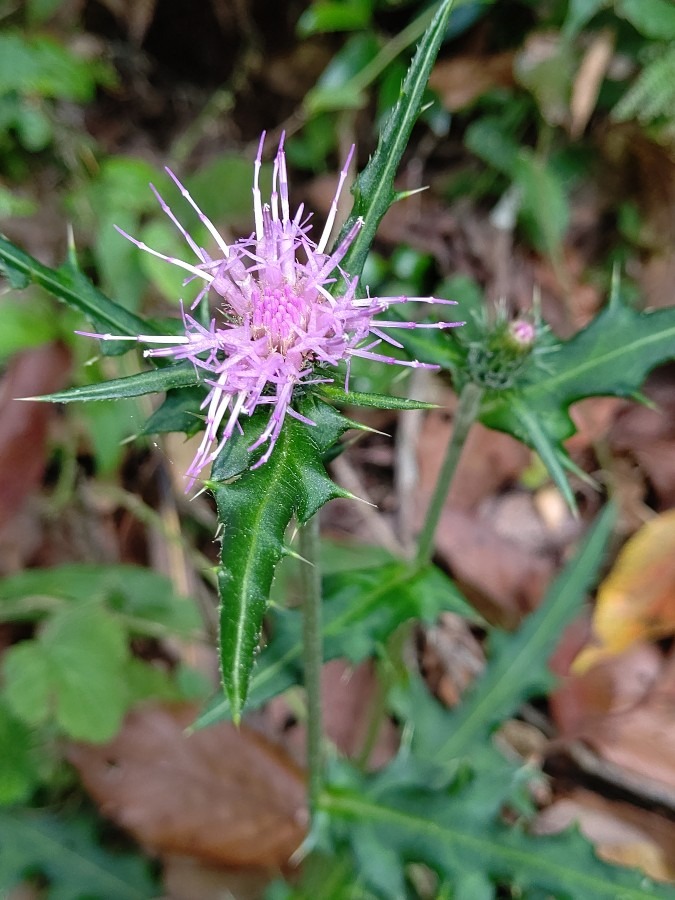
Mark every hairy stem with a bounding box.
[415,382,484,568]
[299,513,324,815]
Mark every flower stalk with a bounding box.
[415,381,484,568]
[299,513,324,816]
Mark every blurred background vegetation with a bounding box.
[0,0,674,897]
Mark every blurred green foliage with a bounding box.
[0,564,206,808]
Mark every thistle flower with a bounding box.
[81,133,461,489]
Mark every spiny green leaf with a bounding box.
[25,361,200,403]
[400,300,675,507]
[0,810,155,900]
[337,0,456,281]
[321,760,670,900]
[0,235,152,353]
[512,400,578,513]
[195,560,475,728]
[317,384,437,410]
[210,398,353,722]
[139,386,205,435]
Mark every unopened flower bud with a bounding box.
[508,318,536,349]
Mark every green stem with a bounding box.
[414,382,484,568]
[299,513,324,816]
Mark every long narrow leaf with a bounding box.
[317,384,437,410]
[336,0,456,281]
[0,810,155,899]
[0,235,150,339]
[27,363,199,403]
[428,503,615,760]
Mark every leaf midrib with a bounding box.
[522,318,675,400]
[226,442,295,710]
[0,813,149,898]
[321,793,661,899]
[434,508,612,759]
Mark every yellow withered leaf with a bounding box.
[573,510,675,673]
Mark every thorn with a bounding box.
[282,546,311,565]
[609,261,622,308]
[393,185,429,203]
[343,489,377,508]
[66,223,78,269]
[346,423,389,438]
[630,390,659,412]
[399,720,415,754]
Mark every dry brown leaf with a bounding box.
[429,52,515,111]
[532,248,604,333]
[264,659,398,771]
[567,396,628,453]
[535,789,675,883]
[430,507,555,624]
[68,703,306,867]
[551,635,675,793]
[319,659,398,767]
[585,649,675,791]
[551,637,662,738]
[162,856,273,900]
[610,366,675,509]
[641,252,675,311]
[569,30,615,138]
[0,344,71,535]
[633,441,675,510]
[573,511,675,672]
[589,697,675,791]
[422,612,485,708]
[417,404,530,514]
[496,719,548,765]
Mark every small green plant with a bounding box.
[0,564,204,803]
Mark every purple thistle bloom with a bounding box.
[81,133,462,489]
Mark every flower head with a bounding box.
[81,133,462,489]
